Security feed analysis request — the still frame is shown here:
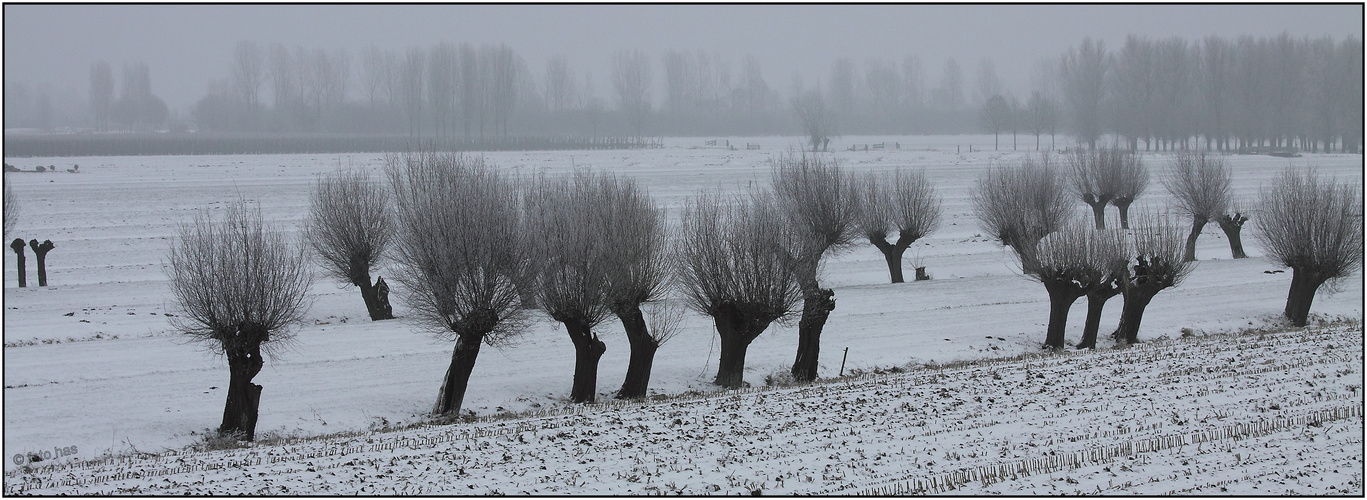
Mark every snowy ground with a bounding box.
[3,135,1363,493]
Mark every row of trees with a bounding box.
[1054,34,1363,153]
[190,43,1000,137]
[166,151,1359,441]
[971,150,1361,353]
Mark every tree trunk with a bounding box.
[1283,268,1327,327]
[870,235,912,284]
[713,312,756,389]
[1112,290,1156,345]
[1042,280,1084,350]
[220,341,265,440]
[28,240,53,287]
[1086,200,1107,229]
[565,320,606,403]
[616,305,658,399]
[434,333,483,416]
[10,238,26,288]
[1215,214,1248,259]
[1078,284,1121,349]
[356,276,395,320]
[791,287,835,382]
[1182,216,1207,262]
[1114,200,1134,229]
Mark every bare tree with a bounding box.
[1077,228,1129,350]
[855,168,942,283]
[979,94,1012,150]
[4,183,17,237]
[385,152,532,416]
[165,200,313,440]
[304,168,394,321]
[230,41,266,112]
[1256,168,1363,327]
[972,153,1074,274]
[1059,37,1108,149]
[1068,148,1133,229]
[524,171,614,403]
[1111,211,1194,345]
[791,90,834,152]
[1215,197,1250,259]
[426,43,458,140]
[771,152,860,382]
[679,190,801,389]
[1162,151,1231,262]
[1029,221,1128,349]
[612,50,652,139]
[89,61,114,132]
[1110,152,1149,229]
[596,173,676,399]
[400,47,426,137]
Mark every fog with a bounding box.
[3,4,1361,137]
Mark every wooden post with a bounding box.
[839,347,849,376]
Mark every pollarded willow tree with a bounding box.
[972,153,1074,275]
[165,200,313,441]
[1069,148,1141,229]
[679,190,802,389]
[1111,211,1194,345]
[1110,152,1149,230]
[385,152,533,416]
[304,168,395,321]
[1256,168,1363,327]
[1162,151,1231,262]
[791,91,834,152]
[595,173,680,399]
[1028,221,1129,350]
[770,152,860,382]
[524,171,615,404]
[1215,197,1250,259]
[855,168,943,284]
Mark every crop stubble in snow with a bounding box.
[7,322,1362,495]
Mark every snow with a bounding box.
[3,135,1362,493]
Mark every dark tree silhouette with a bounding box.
[596,173,678,399]
[525,171,614,403]
[1111,212,1193,345]
[972,153,1073,275]
[1162,151,1231,262]
[854,168,942,283]
[1028,222,1128,349]
[10,238,26,288]
[1256,168,1363,326]
[770,152,860,382]
[1068,148,1123,229]
[679,190,801,389]
[28,239,53,286]
[1214,198,1250,259]
[165,200,313,440]
[1110,152,1149,229]
[304,168,395,320]
[385,152,532,416]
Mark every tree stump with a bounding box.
[915,266,931,281]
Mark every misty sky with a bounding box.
[5,4,1361,113]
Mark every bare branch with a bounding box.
[384,151,532,344]
[304,167,392,287]
[165,199,314,356]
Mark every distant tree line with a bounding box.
[1050,34,1362,153]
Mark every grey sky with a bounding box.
[5,4,1361,113]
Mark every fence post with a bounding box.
[839,347,849,376]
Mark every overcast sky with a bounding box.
[5,4,1361,112]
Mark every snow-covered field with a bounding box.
[3,135,1363,493]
